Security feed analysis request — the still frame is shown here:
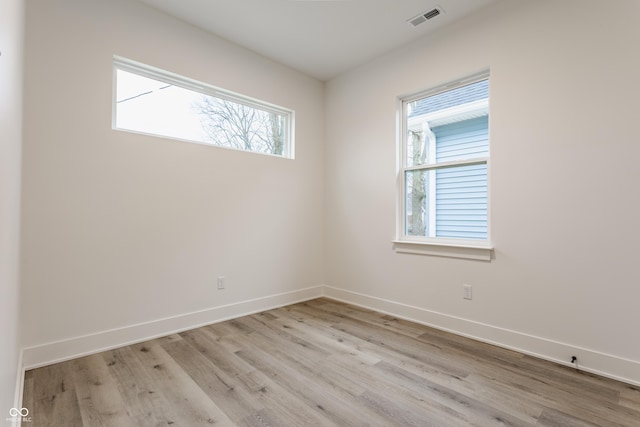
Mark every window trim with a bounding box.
[395,71,493,260]
[392,240,493,261]
[112,56,295,158]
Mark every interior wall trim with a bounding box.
[22,285,324,370]
[21,284,639,388]
[12,349,24,427]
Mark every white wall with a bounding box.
[0,0,24,412]
[21,0,324,360]
[20,0,640,387]
[325,0,640,384]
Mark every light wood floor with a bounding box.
[23,298,640,426]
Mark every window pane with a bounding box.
[433,116,488,162]
[435,163,487,240]
[405,169,430,236]
[195,95,287,156]
[115,67,291,158]
[406,128,431,168]
[116,69,207,142]
[405,163,487,239]
[406,79,488,167]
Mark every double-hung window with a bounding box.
[396,72,491,259]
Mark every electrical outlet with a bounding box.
[463,284,472,300]
[217,276,225,290]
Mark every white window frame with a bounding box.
[112,56,295,159]
[394,71,493,261]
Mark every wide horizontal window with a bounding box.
[113,57,294,158]
[397,72,490,252]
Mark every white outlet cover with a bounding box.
[463,285,472,300]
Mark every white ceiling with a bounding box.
[139,0,499,81]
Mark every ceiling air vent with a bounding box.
[407,6,444,27]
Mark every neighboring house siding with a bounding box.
[433,116,489,239]
[410,80,489,117]
[434,116,489,162]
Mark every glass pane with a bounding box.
[406,79,488,166]
[115,68,289,157]
[405,163,487,240]
[405,169,430,236]
[433,116,489,162]
[406,128,431,168]
[435,163,487,240]
[116,70,207,142]
[196,95,287,156]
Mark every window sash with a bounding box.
[403,158,488,173]
[401,70,490,109]
[403,161,488,240]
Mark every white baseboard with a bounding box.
[11,349,24,427]
[21,284,640,389]
[323,286,640,387]
[23,286,324,370]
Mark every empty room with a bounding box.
[2,0,640,425]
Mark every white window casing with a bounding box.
[395,71,493,261]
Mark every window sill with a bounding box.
[392,240,494,261]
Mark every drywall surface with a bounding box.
[325,0,640,383]
[21,0,324,350]
[0,0,24,413]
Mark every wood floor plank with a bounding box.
[356,389,452,427]
[237,313,333,361]
[315,348,473,426]
[102,346,181,426]
[619,386,640,412]
[280,302,533,425]
[312,310,540,423]
[469,367,635,427]
[157,338,260,424]
[69,353,131,426]
[330,313,473,379]
[239,407,287,427]
[131,341,236,426]
[26,361,83,426]
[267,306,382,366]
[289,300,473,382]
[171,331,335,427]
[232,368,335,427]
[23,298,640,426]
[314,299,430,339]
[459,373,545,423]
[372,360,532,426]
[180,327,256,379]
[535,407,603,427]
[233,340,383,426]
[417,328,622,406]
